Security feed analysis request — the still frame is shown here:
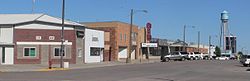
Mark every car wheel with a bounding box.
[192,57,195,60]
[161,59,166,62]
[205,57,208,60]
[181,57,185,61]
[165,58,170,62]
[195,57,198,60]
[243,64,248,67]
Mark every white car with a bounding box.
[216,56,229,60]
[240,55,250,67]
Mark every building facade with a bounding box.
[0,14,105,65]
[84,28,104,63]
[83,21,140,61]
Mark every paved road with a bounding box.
[0,60,249,81]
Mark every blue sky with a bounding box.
[1,0,250,53]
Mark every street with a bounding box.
[0,60,249,81]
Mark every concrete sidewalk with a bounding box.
[0,56,160,72]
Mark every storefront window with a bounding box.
[90,47,103,56]
[24,48,36,57]
[54,47,65,56]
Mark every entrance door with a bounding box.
[2,47,5,64]
[0,47,14,65]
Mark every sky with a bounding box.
[0,0,250,54]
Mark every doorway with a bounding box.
[0,47,14,65]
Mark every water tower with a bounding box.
[220,10,229,51]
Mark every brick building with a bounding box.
[83,21,140,61]
[0,14,104,65]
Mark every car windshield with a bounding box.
[180,52,188,54]
[194,52,200,54]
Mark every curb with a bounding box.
[38,68,69,72]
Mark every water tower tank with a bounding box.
[221,10,229,21]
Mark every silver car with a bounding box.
[162,52,188,62]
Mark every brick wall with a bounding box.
[85,21,140,60]
[14,29,76,64]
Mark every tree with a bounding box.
[238,51,243,55]
[215,46,221,57]
[237,51,243,59]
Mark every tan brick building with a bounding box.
[82,21,141,61]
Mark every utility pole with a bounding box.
[209,35,211,58]
[198,31,200,53]
[126,9,133,63]
[183,25,195,52]
[183,25,186,52]
[60,0,65,68]
[220,23,223,50]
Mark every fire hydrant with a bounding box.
[49,60,52,69]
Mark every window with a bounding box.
[124,34,126,41]
[77,48,82,57]
[132,32,137,41]
[36,36,42,40]
[24,48,36,57]
[120,33,122,41]
[104,32,110,41]
[76,31,84,38]
[49,36,55,40]
[54,47,65,56]
[90,47,102,56]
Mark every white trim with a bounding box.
[16,42,72,45]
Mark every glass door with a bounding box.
[2,47,5,63]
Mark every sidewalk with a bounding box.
[0,56,160,72]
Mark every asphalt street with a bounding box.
[0,60,249,81]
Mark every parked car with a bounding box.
[216,55,229,60]
[184,52,195,60]
[240,55,250,67]
[201,53,209,60]
[162,52,188,62]
[192,52,202,60]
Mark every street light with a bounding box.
[198,31,200,53]
[126,9,147,63]
[183,25,195,52]
[60,0,65,68]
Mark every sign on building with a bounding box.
[141,43,158,47]
[146,22,152,42]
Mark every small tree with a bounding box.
[215,46,221,57]
[238,51,243,59]
[238,51,243,55]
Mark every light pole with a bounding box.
[60,0,65,68]
[208,35,219,58]
[126,9,147,63]
[209,35,211,58]
[183,25,195,52]
[198,31,200,53]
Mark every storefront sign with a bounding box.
[146,22,152,42]
[141,43,158,47]
[92,37,99,42]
